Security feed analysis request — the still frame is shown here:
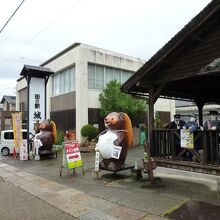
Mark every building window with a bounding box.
[88,64,95,89]
[96,66,104,90]
[88,64,134,90]
[53,66,75,96]
[105,67,113,85]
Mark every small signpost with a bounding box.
[179,129,201,162]
[180,129,194,149]
[60,141,84,176]
[93,151,101,178]
[94,151,100,172]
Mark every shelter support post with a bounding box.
[148,87,154,150]
[195,100,205,126]
[148,85,164,153]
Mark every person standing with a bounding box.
[203,110,220,163]
[166,114,186,129]
[184,113,200,133]
[166,114,186,156]
[203,111,220,130]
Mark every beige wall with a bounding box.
[16,78,27,111]
[18,88,27,111]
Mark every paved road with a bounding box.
[0,177,76,220]
[0,146,220,219]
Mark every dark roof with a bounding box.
[20,65,54,78]
[121,0,220,103]
[1,95,16,104]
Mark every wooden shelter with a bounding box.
[121,0,220,173]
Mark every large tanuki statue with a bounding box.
[95,112,133,171]
[33,119,56,160]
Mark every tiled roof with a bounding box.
[0,95,16,104]
[20,64,54,78]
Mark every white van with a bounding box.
[0,130,27,156]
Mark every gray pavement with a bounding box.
[0,177,77,220]
[0,146,220,219]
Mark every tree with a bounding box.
[99,80,147,121]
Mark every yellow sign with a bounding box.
[64,141,83,169]
[11,113,23,149]
[180,129,194,149]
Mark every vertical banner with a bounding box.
[11,112,23,149]
[29,77,45,139]
[64,141,83,169]
[180,129,194,149]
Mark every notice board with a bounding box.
[63,141,83,169]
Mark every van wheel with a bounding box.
[1,147,10,156]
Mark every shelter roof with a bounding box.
[121,0,220,103]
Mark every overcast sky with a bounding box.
[0,0,212,99]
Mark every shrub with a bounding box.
[140,124,147,132]
[81,124,99,141]
[155,111,162,128]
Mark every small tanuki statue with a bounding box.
[95,112,133,171]
[33,119,56,160]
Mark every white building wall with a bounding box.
[74,45,145,142]
[16,43,175,143]
[43,44,146,143]
[75,49,89,142]
[82,45,143,72]
[46,77,53,119]
[88,91,100,108]
[155,98,175,119]
[42,44,176,142]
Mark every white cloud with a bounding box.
[0,0,212,83]
[0,79,17,100]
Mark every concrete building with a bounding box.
[16,43,175,143]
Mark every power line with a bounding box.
[0,0,82,63]
[0,2,28,48]
[0,0,25,34]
